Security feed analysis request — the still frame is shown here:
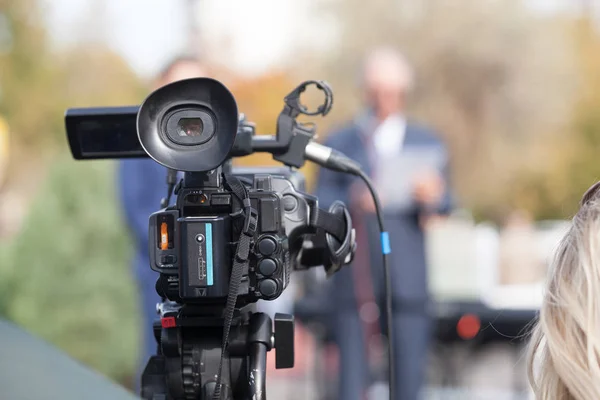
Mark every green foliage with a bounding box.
[0,0,64,148]
[0,0,148,387]
[560,21,600,214]
[0,0,145,155]
[0,155,139,380]
[509,20,600,221]
[0,0,147,384]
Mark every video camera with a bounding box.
[65,78,358,400]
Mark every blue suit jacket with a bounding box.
[314,120,453,311]
[118,159,167,285]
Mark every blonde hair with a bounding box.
[528,181,600,399]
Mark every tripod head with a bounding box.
[142,302,292,400]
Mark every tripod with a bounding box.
[141,302,295,400]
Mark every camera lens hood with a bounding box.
[137,78,238,172]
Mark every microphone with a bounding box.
[304,141,362,175]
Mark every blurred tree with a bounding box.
[0,0,144,236]
[0,155,139,382]
[57,46,146,108]
[557,18,600,214]
[505,16,600,220]
[57,0,145,110]
[230,72,296,136]
[309,0,579,221]
[0,0,146,386]
[0,0,62,149]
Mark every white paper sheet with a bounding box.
[374,146,446,212]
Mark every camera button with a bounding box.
[161,255,177,264]
[257,237,277,256]
[258,258,277,276]
[283,195,298,212]
[259,279,278,298]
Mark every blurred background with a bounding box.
[1,0,600,398]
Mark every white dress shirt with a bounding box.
[372,113,406,158]
[370,114,411,211]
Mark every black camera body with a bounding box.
[150,171,316,305]
[65,77,356,400]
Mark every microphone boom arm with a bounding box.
[230,80,334,170]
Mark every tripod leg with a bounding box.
[247,313,273,400]
[249,342,268,400]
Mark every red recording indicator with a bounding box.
[456,314,481,340]
[161,316,177,328]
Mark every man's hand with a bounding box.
[350,170,444,215]
[412,170,444,207]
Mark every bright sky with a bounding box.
[40,0,185,78]
[40,0,579,79]
[39,0,320,79]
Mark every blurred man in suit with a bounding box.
[117,56,207,384]
[314,47,453,400]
